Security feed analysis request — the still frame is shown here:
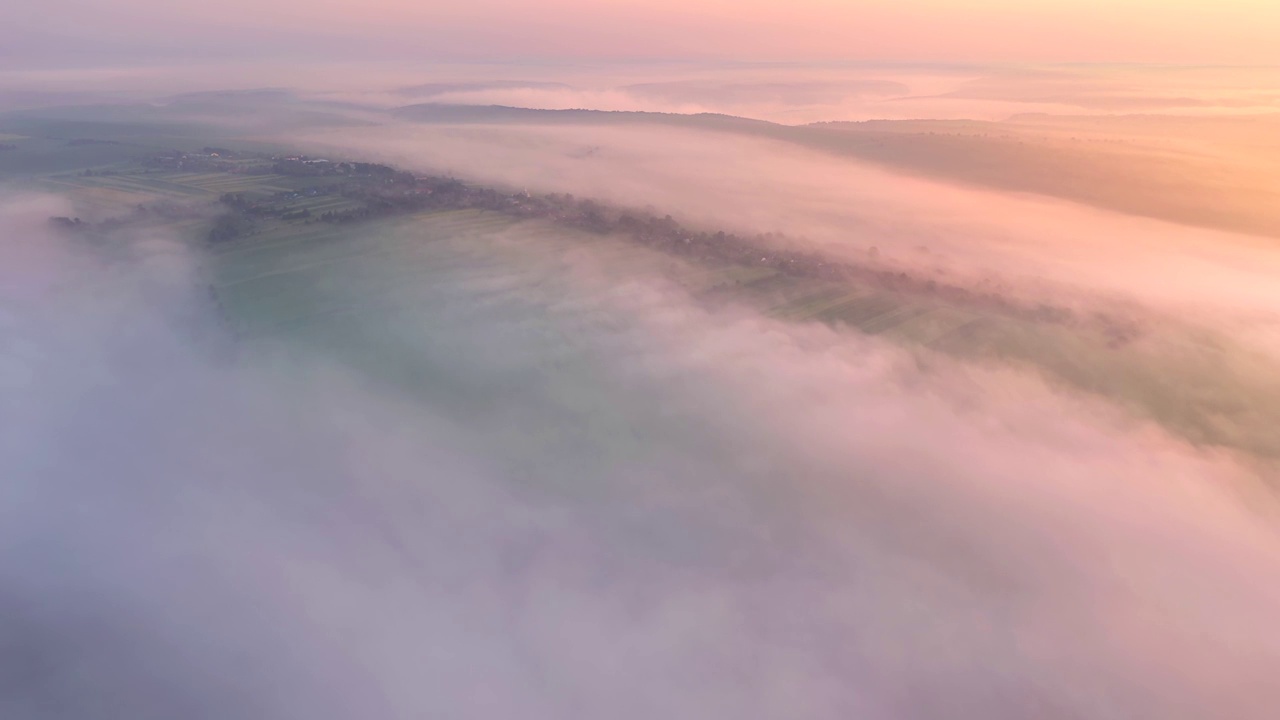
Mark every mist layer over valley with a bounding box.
[3,61,1280,719]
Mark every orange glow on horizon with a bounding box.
[9,0,1280,65]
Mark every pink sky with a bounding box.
[8,0,1280,65]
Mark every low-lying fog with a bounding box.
[5,61,1280,121]
[5,61,1280,719]
[4,191,1280,719]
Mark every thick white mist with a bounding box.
[3,192,1279,719]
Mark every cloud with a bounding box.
[2,185,1279,719]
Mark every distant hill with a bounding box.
[394,81,574,98]
[391,103,1280,238]
[390,103,778,132]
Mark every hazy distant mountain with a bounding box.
[394,81,574,98]
[390,102,776,131]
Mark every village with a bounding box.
[201,150,1094,331]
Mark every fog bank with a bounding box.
[3,192,1280,718]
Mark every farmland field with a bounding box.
[9,137,1280,467]
[203,195,1280,465]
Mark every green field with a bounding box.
[10,133,1280,467]
[199,197,1280,465]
